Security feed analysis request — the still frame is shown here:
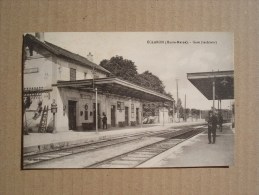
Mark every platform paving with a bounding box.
[138,123,234,167]
[23,120,206,154]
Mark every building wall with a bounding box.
[24,45,107,87]
[23,89,57,133]
[54,57,107,82]
[105,96,142,126]
[24,53,53,88]
[54,87,143,131]
[24,85,145,133]
[158,107,170,123]
[23,44,108,132]
[54,87,104,131]
[23,49,55,132]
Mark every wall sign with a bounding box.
[24,67,39,74]
[80,94,92,99]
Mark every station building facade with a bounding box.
[23,33,174,133]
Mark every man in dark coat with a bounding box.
[102,112,107,129]
[208,111,218,144]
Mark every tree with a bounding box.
[143,103,157,118]
[135,71,166,94]
[177,98,182,109]
[175,98,184,119]
[184,108,190,119]
[190,108,200,120]
[100,56,175,120]
[100,56,170,95]
[179,106,184,119]
[100,56,138,82]
[165,92,173,98]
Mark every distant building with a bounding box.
[23,33,174,133]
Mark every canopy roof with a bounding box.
[56,77,174,103]
[187,70,234,100]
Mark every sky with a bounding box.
[42,32,234,110]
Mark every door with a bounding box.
[111,105,116,127]
[136,108,139,125]
[68,100,77,130]
[93,103,100,129]
[125,106,129,126]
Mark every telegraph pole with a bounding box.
[92,65,98,134]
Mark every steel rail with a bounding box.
[85,127,206,168]
[23,124,205,168]
[23,126,201,167]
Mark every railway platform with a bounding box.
[139,123,234,167]
[23,120,206,154]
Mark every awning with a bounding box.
[56,77,174,103]
[187,70,234,100]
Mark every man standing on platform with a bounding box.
[102,112,107,130]
[208,111,218,144]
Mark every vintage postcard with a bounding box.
[22,32,234,169]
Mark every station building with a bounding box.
[23,33,174,133]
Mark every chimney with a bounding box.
[87,52,93,62]
[35,32,44,42]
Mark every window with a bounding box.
[84,72,87,79]
[70,68,76,81]
[117,101,125,110]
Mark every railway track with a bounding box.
[86,128,205,168]
[23,128,181,167]
[23,125,206,168]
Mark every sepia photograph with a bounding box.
[22,32,234,169]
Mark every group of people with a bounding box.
[207,111,223,144]
[94,113,108,130]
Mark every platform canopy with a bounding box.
[56,77,174,103]
[187,70,234,100]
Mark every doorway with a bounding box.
[111,105,116,127]
[68,100,77,130]
[136,108,139,125]
[125,106,129,126]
